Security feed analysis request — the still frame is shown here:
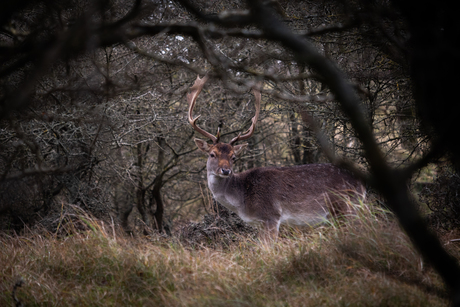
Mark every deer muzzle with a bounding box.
[219,168,232,177]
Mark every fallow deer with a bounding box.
[188,75,365,242]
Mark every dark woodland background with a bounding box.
[2,0,460,303]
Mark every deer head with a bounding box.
[187,75,261,178]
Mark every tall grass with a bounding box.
[0,202,451,306]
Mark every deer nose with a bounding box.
[221,169,231,176]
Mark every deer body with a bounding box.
[209,164,335,225]
[188,75,364,241]
[212,163,359,225]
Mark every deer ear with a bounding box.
[194,138,211,153]
[233,143,248,156]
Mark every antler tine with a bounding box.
[229,84,262,145]
[187,74,219,144]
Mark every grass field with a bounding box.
[0,203,454,306]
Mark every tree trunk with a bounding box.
[150,184,164,231]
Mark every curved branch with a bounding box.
[246,0,460,302]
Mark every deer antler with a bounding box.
[229,84,261,145]
[187,74,219,144]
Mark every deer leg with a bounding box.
[261,219,280,244]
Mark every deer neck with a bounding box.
[207,171,242,212]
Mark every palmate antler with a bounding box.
[187,75,261,145]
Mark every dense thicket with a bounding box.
[2,0,460,304]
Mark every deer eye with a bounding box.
[209,153,216,158]
[232,156,236,161]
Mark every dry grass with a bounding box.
[0,203,452,307]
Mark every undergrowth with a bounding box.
[0,202,453,306]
